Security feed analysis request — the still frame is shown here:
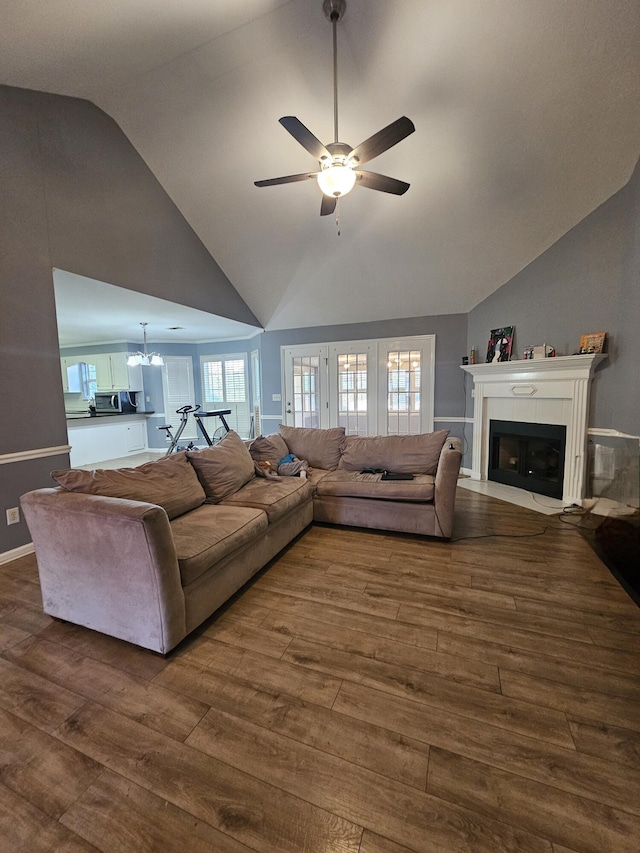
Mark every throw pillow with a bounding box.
[51,451,206,519]
[186,430,255,503]
[278,425,345,470]
[338,430,450,475]
[249,433,290,468]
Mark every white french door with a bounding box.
[282,336,435,435]
[379,339,434,435]
[328,341,377,436]
[282,345,329,429]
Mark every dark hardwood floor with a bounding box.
[1,488,639,852]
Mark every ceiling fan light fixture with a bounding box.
[317,163,356,197]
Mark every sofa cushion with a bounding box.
[170,504,268,587]
[316,470,435,501]
[278,425,345,470]
[50,451,206,520]
[186,430,255,503]
[338,430,450,475]
[249,433,290,468]
[221,476,313,523]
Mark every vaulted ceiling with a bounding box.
[2,0,639,331]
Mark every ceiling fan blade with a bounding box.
[320,195,337,216]
[254,172,318,188]
[355,171,410,195]
[350,116,415,166]
[279,116,331,162]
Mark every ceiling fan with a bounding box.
[254,0,415,217]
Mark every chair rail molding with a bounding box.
[461,354,607,504]
[0,445,71,466]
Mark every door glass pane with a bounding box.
[387,350,421,434]
[292,356,320,427]
[337,352,368,435]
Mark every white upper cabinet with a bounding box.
[62,352,142,392]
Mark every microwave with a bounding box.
[94,391,138,414]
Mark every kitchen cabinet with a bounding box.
[60,357,70,392]
[61,357,88,394]
[93,354,142,391]
[66,415,149,467]
[126,420,147,452]
[61,352,143,392]
[93,354,113,390]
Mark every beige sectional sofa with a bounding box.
[21,426,462,653]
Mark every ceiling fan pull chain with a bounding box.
[335,198,341,236]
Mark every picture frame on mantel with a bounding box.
[579,332,606,354]
[486,326,514,363]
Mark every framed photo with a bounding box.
[486,326,514,363]
[579,332,606,354]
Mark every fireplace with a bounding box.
[461,354,606,505]
[488,420,566,499]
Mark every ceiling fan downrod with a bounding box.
[323,0,346,144]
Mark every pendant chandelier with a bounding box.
[127,322,164,367]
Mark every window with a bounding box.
[200,354,250,437]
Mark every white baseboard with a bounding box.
[0,542,35,565]
[460,467,473,477]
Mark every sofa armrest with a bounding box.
[20,488,186,653]
[433,438,462,538]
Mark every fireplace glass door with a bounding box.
[488,420,566,499]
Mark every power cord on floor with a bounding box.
[450,524,576,543]
[450,502,601,542]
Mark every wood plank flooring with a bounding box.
[1,487,639,852]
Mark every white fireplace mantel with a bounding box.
[461,354,607,504]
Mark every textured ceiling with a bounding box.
[2,0,640,332]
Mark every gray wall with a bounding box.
[467,155,640,436]
[0,84,259,555]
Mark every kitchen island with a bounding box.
[66,412,154,467]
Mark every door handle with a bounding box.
[286,409,292,414]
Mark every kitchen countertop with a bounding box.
[66,411,155,420]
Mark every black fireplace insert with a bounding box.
[488,420,566,499]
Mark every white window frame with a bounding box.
[199,352,250,438]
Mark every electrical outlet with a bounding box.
[6,507,20,525]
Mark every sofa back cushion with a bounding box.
[51,451,206,519]
[278,425,345,470]
[339,430,450,475]
[186,430,255,503]
[249,433,290,468]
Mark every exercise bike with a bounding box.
[158,405,199,456]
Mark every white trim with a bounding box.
[461,354,607,504]
[260,414,282,420]
[461,353,607,380]
[0,542,35,565]
[0,445,71,466]
[588,428,640,441]
[460,466,473,477]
